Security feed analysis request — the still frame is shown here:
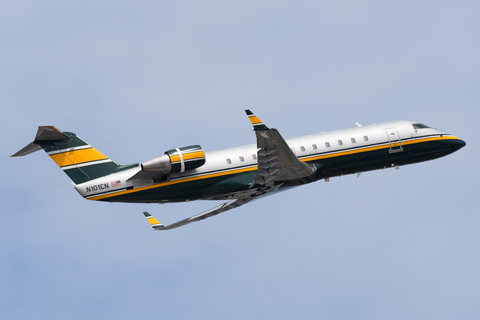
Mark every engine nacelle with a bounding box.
[141,145,206,174]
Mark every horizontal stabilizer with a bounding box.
[11,142,42,157]
[34,126,69,141]
[11,126,68,157]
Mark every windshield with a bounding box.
[412,123,430,129]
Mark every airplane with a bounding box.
[12,110,466,230]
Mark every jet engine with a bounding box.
[141,145,206,174]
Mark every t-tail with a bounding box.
[11,126,136,184]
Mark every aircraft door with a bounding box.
[385,128,403,153]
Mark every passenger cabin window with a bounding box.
[300,146,305,152]
[226,158,231,164]
[252,154,257,160]
[239,156,244,162]
[363,135,369,141]
[413,123,430,129]
[351,138,356,143]
[338,140,343,146]
[312,144,317,150]
[325,142,330,148]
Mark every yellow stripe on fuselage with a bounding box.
[302,135,460,162]
[50,148,108,167]
[88,135,460,201]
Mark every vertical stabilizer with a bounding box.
[12,126,135,184]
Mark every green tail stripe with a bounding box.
[37,132,88,152]
[64,162,138,184]
[63,162,119,184]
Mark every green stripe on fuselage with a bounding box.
[100,170,256,203]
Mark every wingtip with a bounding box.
[143,211,165,230]
[245,110,269,131]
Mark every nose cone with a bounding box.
[451,138,466,151]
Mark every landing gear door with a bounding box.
[385,128,404,153]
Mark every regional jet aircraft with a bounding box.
[12,110,466,230]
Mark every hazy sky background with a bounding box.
[1,1,479,319]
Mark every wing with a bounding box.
[143,185,283,230]
[143,200,242,230]
[142,110,315,231]
[245,109,316,186]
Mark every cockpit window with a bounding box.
[413,123,430,129]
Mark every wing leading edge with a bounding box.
[143,110,316,231]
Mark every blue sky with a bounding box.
[1,1,479,319]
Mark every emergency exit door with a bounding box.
[385,128,403,153]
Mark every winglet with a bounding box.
[245,110,269,131]
[143,212,165,231]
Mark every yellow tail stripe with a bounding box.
[50,148,108,167]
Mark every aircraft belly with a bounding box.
[100,170,256,203]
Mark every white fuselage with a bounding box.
[74,120,451,201]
